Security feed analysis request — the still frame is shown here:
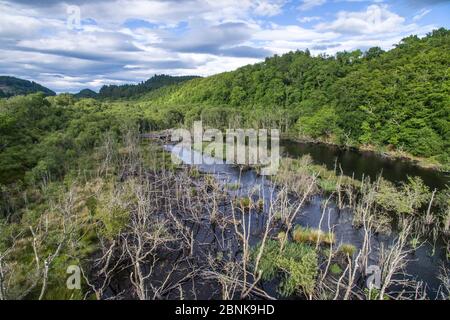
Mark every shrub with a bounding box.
[375,177,431,215]
[277,231,286,242]
[256,199,264,212]
[252,240,318,297]
[237,197,251,210]
[330,263,343,275]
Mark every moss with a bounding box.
[273,211,282,221]
[233,197,264,213]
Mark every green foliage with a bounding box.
[74,89,98,99]
[330,263,343,275]
[95,195,131,240]
[253,240,318,297]
[296,106,338,139]
[364,288,389,300]
[139,28,450,166]
[98,74,200,99]
[0,94,132,186]
[0,76,55,97]
[375,177,431,215]
[236,197,252,211]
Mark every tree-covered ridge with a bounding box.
[0,93,122,185]
[0,76,56,97]
[98,74,201,99]
[74,88,98,99]
[144,28,450,165]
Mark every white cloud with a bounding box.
[298,16,322,23]
[252,0,287,16]
[413,8,431,21]
[254,23,336,42]
[298,0,327,11]
[315,4,415,35]
[0,1,441,92]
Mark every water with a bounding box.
[166,143,449,299]
[281,140,449,190]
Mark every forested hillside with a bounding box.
[0,76,55,97]
[98,74,200,99]
[143,28,450,165]
[0,94,124,185]
[74,88,98,99]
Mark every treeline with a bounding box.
[0,76,55,98]
[144,28,450,165]
[0,94,128,187]
[97,74,200,99]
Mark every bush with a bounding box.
[330,263,343,275]
[375,177,430,215]
[253,240,318,297]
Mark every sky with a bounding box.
[0,0,449,93]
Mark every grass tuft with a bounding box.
[293,225,335,245]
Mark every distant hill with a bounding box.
[74,88,98,99]
[98,74,200,99]
[0,76,56,97]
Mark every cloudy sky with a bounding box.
[0,0,449,93]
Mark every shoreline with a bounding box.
[281,134,447,173]
[143,130,448,174]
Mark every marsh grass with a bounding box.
[234,197,264,212]
[225,183,240,190]
[272,155,361,197]
[292,225,335,245]
[337,243,357,257]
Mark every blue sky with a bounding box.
[0,0,448,92]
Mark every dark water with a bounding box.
[166,144,449,299]
[281,140,449,190]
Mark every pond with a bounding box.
[166,143,449,299]
[281,140,449,191]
